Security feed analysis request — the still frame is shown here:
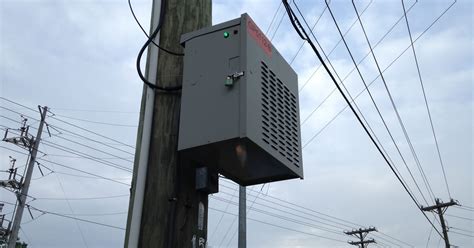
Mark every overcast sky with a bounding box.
[0,0,472,247]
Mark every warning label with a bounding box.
[247,18,272,57]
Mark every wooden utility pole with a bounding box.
[345,227,377,248]
[421,198,458,248]
[125,0,211,247]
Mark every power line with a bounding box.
[35,194,129,201]
[216,190,354,231]
[289,0,338,65]
[212,195,346,237]
[302,0,457,148]
[298,0,412,94]
[49,161,89,247]
[324,0,432,206]
[49,134,134,162]
[0,145,131,186]
[219,181,359,229]
[265,1,283,35]
[0,97,39,114]
[28,206,125,231]
[37,158,131,186]
[293,1,421,218]
[449,226,472,234]
[49,125,135,153]
[46,154,134,160]
[300,0,418,125]
[1,101,136,153]
[209,207,347,243]
[454,205,474,212]
[352,0,436,204]
[400,0,452,199]
[449,231,473,238]
[41,140,133,173]
[49,115,135,148]
[294,1,416,204]
[53,114,137,128]
[445,214,473,221]
[281,0,444,239]
[208,186,238,242]
[49,108,137,114]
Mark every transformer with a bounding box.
[178,13,303,186]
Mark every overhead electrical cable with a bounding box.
[302,0,457,148]
[400,0,452,200]
[40,141,133,173]
[28,206,125,231]
[265,2,283,35]
[323,0,432,206]
[300,0,418,124]
[352,0,436,204]
[37,158,131,186]
[212,195,346,236]
[293,0,417,204]
[209,207,347,243]
[49,134,134,163]
[281,0,443,239]
[49,115,135,148]
[53,114,138,128]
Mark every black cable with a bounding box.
[323,0,431,206]
[281,0,444,239]
[128,0,184,56]
[289,0,333,65]
[134,0,182,91]
[400,0,452,199]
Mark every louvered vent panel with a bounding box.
[260,61,300,167]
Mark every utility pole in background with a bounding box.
[238,186,246,248]
[124,0,212,247]
[5,106,48,248]
[345,227,377,248]
[421,198,458,248]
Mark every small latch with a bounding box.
[225,71,245,87]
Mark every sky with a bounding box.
[0,0,472,247]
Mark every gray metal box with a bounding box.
[178,13,303,186]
